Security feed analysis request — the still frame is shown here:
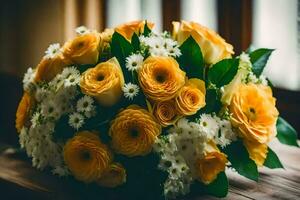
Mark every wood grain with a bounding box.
[0,139,299,200]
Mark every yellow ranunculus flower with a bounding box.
[153,100,180,127]
[80,57,124,106]
[63,131,113,183]
[195,142,227,184]
[243,140,268,166]
[229,83,279,144]
[109,105,161,157]
[138,56,186,101]
[63,32,101,64]
[115,20,154,41]
[97,162,126,188]
[172,21,234,64]
[15,92,34,133]
[35,55,71,82]
[175,78,206,116]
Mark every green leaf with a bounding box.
[223,140,258,181]
[111,32,134,82]
[143,22,152,37]
[131,33,140,52]
[203,89,222,113]
[250,48,274,76]
[276,117,299,147]
[178,36,204,79]
[264,147,284,169]
[204,172,228,197]
[208,58,239,87]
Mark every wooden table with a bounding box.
[0,139,299,200]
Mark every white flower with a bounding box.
[150,47,169,57]
[239,52,251,63]
[198,114,219,139]
[258,74,268,86]
[44,43,62,59]
[64,73,80,87]
[125,54,144,71]
[35,87,49,102]
[68,112,85,130]
[167,46,181,57]
[31,112,41,128]
[23,68,36,91]
[41,101,61,120]
[52,165,69,177]
[76,95,96,118]
[75,26,90,35]
[60,66,80,80]
[122,83,140,100]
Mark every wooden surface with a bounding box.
[0,139,299,200]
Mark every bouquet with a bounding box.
[16,20,299,199]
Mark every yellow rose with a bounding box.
[63,32,101,64]
[243,140,268,166]
[63,131,113,183]
[96,162,126,188]
[15,92,34,133]
[153,100,180,127]
[175,78,206,116]
[138,56,186,101]
[80,57,124,106]
[229,83,279,144]
[109,105,161,157]
[195,142,227,184]
[115,20,154,41]
[35,55,71,82]
[172,21,234,64]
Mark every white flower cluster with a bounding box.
[154,115,236,199]
[239,52,268,86]
[68,95,97,130]
[139,32,181,57]
[19,66,83,176]
[22,67,36,92]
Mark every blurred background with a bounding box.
[0,0,299,145]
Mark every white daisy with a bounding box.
[75,26,90,35]
[258,74,268,86]
[52,165,69,177]
[198,114,219,139]
[41,101,61,120]
[60,66,80,80]
[76,95,96,116]
[23,68,36,91]
[125,54,144,71]
[150,47,169,57]
[122,83,140,100]
[68,112,85,130]
[44,43,62,59]
[167,46,181,57]
[64,73,81,87]
[31,112,41,128]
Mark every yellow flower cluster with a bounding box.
[138,56,206,127]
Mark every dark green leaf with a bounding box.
[264,147,284,169]
[208,58,239,87]
[250,48,274,76]
[131,33,140,52]
[178,36,204,79]
[204,172,228,197]
[276,117,299,147]
[223,140,259,181]
[111,32,134,82]
[203,89,222,113]
[143,22,152,36]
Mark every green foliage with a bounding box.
[249,48,274,76]
[143,22,152,37]
[190,172,228,198]
[208,58,239,87]
[264,147,284,169]
[276,117,299,147]
[223,140,259,181]
[131,33,140,52]
[111,32,134,82]
[178,36,204,79]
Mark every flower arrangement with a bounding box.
[16,20,299,199]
